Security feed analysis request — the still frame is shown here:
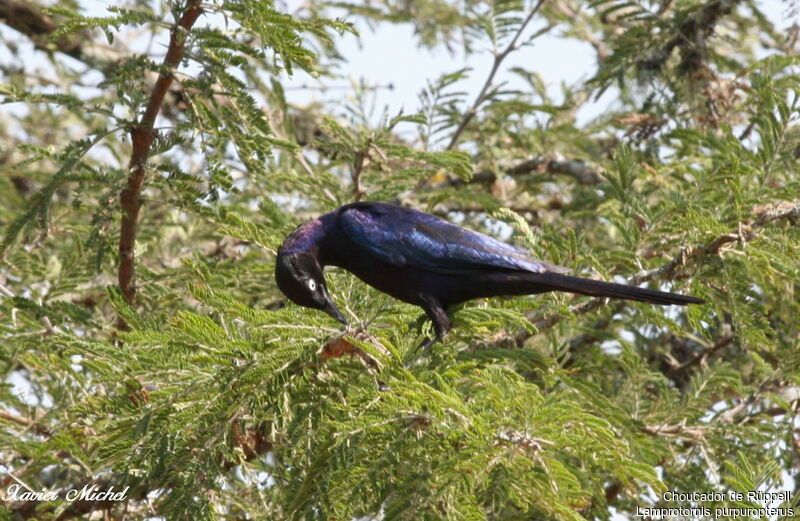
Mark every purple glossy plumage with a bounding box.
[275,202,704,346]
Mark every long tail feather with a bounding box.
[525,272,704,306]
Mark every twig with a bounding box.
[664,335,734,378]
[0,282,62,337]
[0,0,131,67]
[641,419,707,439]
[0,409,50,436]
[6,422,271,520]
[640,379,787,442]
[0,282,14,297]
[443,157,602,188]
[551,2,609,63]
[262,107,338,204]
[495,429,554,452]
[738,120,756,140]
[283,82,394,92]
[0,0,84,60]
[445,0,548,151]
[515,200,800,344]
[352,146,369,201]
[117,1,203,328]
[0,461,36,491]
[40,315,62,335]
[635,0,741,74]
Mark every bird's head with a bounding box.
[274,251,347,325]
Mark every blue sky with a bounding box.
[280,0,794,130]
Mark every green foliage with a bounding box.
[1,1,799,520]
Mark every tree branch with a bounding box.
[445,0,548,151]
[0,0,81,58]
[0,409,50,436]
[0,0,126,66]
[116,1,203,327]
[444,156,602,188]
[6,422,272,520]
[641,379,791,442]
[635,0,741,74]
[515,200,800,345]
[664,334,734,379]
[352,146,368,201]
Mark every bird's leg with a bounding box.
[416,295,451,356]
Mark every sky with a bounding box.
[279,0,795,130]
[1,1,793,133]
[283,16,599,119]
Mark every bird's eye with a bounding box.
[307,279,317,291]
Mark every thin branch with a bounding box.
[445,0,548,151]
[262,107,338,204]
[0,460,36,491]
[116,1,203,328]
[515,200,800,344]
[551,2,609,63]
[0,409,50,436]
[641,379,789,442]
[0,282,63,337]
[444,156,602,188]
[641,419,708,440]
[0,0,82,59]
[0,0,127,66]
[352,146,368,201]
[664,335,734,378]
[6,422,272,520]
[738,120,756,140]
[0,282,14,297]
[635,0,741,74]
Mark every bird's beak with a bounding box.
[323,299,348,325]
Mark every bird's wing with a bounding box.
[337,203,570,274]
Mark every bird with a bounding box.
[275,201,704,351]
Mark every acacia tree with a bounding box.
[1,0,799,519]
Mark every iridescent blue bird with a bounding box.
[275,202,703,349]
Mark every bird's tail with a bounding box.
[523,272,704,306]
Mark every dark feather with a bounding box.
[276,201,705,350]
[337,202,570,275]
